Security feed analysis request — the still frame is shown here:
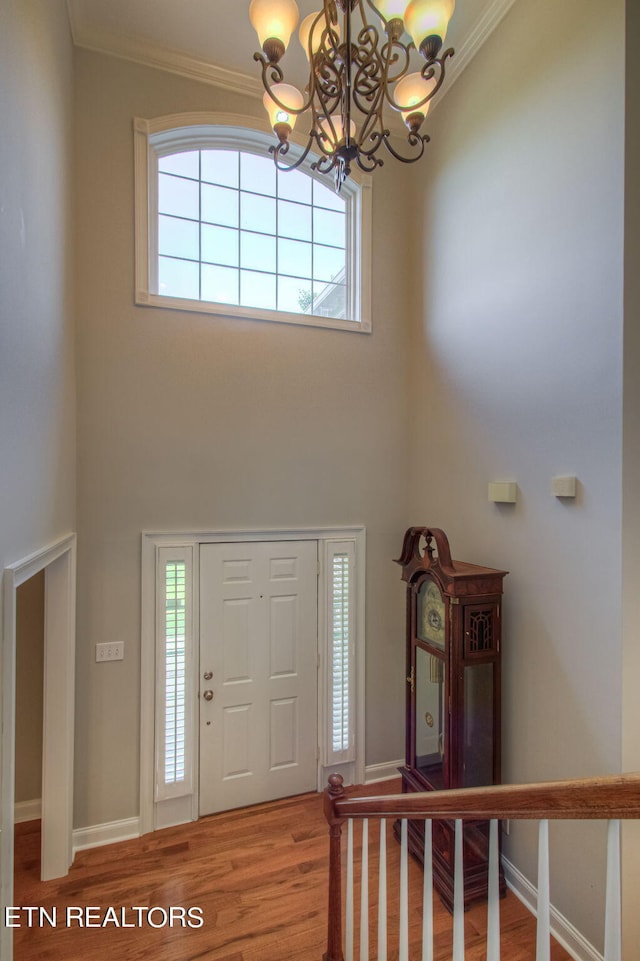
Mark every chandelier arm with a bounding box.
[352,17,400,154]
[355,152,384,173]
[382,39,411,86]
[311,152,339,175]
[342,0,354,150]
[351,37,384,147]
[269,133,322,173]
[379,130,430,164]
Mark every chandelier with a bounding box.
[249,0,456,190]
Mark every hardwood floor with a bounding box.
[13,785,572,961]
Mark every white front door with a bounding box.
[199,540,318,816]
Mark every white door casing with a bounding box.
[1,534,76,961]
[199,541,318,815]
[141,527,365,835]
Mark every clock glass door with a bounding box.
[414,645,445,789]
[462,662,494,787]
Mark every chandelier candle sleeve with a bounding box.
[251,0,456,190]
[299,10,341,60]
[262,82,304,140]
[249,0,300,62]
[405,0,455,55]
[393,71,437,131]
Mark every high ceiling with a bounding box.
[67,0,518,103]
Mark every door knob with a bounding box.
[203,689,214,701]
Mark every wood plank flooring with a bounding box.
[13,784,572,961]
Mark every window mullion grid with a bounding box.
[147,130,359,326]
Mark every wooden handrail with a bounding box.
[322,772,640,961]
[324,773,640,824]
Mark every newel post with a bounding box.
[323,773,346,961]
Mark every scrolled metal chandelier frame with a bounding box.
[250,0,456,190]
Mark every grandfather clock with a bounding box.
[395,527,507,910]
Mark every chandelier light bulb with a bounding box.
[263,83,304,140]
[404,0,455,58]
[394,71,437,130]
[249,0,300,62]
[298,11,340,61]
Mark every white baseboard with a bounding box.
[14,798,42,823]
[72,817,141,853]
[365,759,403,784]
[503,856,602,961]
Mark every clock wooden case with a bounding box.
[394,527,507,910]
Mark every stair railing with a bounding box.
[322,772,640,961]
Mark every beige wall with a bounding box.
[406,0,625,949]
[0,0,76,567]
[0,0,75,844]
[622,0,640,953]
[73,50,412,828]
[0,0,75,929]
[15,573,45,805]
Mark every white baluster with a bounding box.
[422,819,433,961]
[486,819,500,961]
[360,819,369,961]
[346,818,354,961]
[536,820,550,961]
[453,819,465,961]
[378,820,387,961]
[604,819,621,961]
[399,819,409,961]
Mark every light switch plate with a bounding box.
[96,642,124,662]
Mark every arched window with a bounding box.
[135,114,372,333]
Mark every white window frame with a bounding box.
[134,112,372,333]
[140,527,366,834]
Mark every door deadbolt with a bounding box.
[203,689,214,701]
[203,671,213,680]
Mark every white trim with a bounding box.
[14,799,42,824]
[67,0,516,109]
[2,533,77,961]
[503,855,602,961]
[66,5,264,98]
[141,527,366,833]
[73,817,142,853]
[364,759,404,785]
[134,113,372,334]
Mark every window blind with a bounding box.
[325,541,356,765]
[156,547,193,800]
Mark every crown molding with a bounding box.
[438,0,520,101]
[66,0,263,98]
[66,0,519,105]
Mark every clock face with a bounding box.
[419,579,446,649]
